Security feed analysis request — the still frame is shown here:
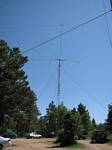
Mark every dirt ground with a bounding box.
[5,138,69,150]
[78,140,112,150]
[5,138,112,150]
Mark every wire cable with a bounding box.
[38,67,57,100]
[61,65,106,110]
[0,25,60,29]
[102,0,112,48]
[22,9,112,54]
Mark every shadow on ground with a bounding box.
[45,145,61,149]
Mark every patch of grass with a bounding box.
[67,142,85,149]
[108,134,112,144]
[47,138,56,143]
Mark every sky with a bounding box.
[0,0,112,123]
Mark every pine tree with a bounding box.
[106,104,112,133]
[0,40,39,135]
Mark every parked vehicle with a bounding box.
[91,130,107,143]
[0,136,11,149]
[29,132,42,138]
[25,132,42,139]
[2,131,17,139]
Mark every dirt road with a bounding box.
[79,140,112,150]
[5,138,112,150]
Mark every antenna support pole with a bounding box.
[57,59,61,107]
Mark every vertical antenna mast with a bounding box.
[56,24,63,134]
[57,24,63,107]
[57,59,61,107]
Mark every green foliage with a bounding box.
[56,111,78,147]
[97,123,105,130]
[0,40,39,136]
[38,101,68,137]
[77,103,86,115]
[91,118,97,129]
[88,118,97,137]
[108,134,112,143]
[71,110,82,139]
[68,142,84,149]
[57,102,68,132]
[39,102,93,144]
[106,104,112,133]
[77,103,91,137]
[46,101,57,137]
[38,116,48,137]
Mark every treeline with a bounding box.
[38,101,93,137]
[38,101,112,146]
[38,101,96,145]
[0,40,39,136]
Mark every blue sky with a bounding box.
[0,0,112,123]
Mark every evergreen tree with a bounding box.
[77,103,86,115]
[46,101,57,137]
[57,102,68,132]
[91,118,97,129]
[106,104,112,133]
[0,40,39,135]
[77,103,91,135]
[38,101,68,137]
[56,111,77,146]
